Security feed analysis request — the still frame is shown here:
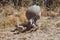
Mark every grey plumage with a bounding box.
[26,5,41,26]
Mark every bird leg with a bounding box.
[30,22,38,31]
[29,18,38,31]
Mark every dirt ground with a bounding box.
[0,5,60,40]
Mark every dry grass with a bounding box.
[0,4,60,40]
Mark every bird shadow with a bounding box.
[11,22,37,34]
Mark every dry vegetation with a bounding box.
[0,0,60,40]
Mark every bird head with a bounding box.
[29,18,35,25]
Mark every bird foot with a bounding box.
[26,27,38,33]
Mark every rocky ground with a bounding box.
[0,5,60,40]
